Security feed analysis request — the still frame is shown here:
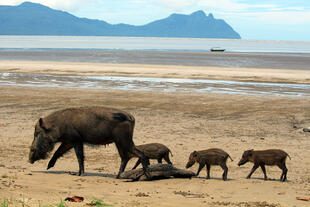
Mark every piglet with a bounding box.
[238,149,290,182]
[186,148,233,181]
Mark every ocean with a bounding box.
[1,35,310,53]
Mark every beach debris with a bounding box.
[135,192,150,197]
[64,196,84,202]
[210,201,280,206]
[120,164,195,181]
[174,191,208,198]
[302,127,310,132]
[86,199,109,206]
[296,197,310,201]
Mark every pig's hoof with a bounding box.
[69,171,83,176]
[47,162,55,170]
[78,172,85,176]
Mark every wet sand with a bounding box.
[1,72,310,97]
[1,60,310,84]
[0,59,310,206]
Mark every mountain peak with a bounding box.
[18,1,49,9]
[208,13,214,19]
[190,10,206,17]
[19,1,41,7]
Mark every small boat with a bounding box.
[210,47,225,52]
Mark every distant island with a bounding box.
[0,1,241,39]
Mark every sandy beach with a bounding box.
[0,58,310,207]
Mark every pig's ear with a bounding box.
[248,149,254,156]
[193,151,198,157]
[39,118,51,131]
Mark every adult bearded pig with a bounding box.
[28,106,149,178]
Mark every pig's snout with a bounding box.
[186,161,194,169]
[237,159,246,166]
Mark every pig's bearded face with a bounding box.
[29,119,55,164]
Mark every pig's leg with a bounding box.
[114,122,149,179]
[131,147,150,176]
[196,163,204,176]
[74,142,85,176]
[116,146,149,179]
[206,164,211,179]
[282,163,288,182]
[118,157,129,178]
[220,163,228,181]
[163,153,173,165]
[132,159,141,169]
[157,158,163,163]
[277,162,288,182]
[260,164,268,180]
[246,163,259,179]
[47,142,73,170]
[114,141,130,178]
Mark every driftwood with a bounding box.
[120,164,195,181]
[303,127,310,132]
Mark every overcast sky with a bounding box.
[1,0,310,41]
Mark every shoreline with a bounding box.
[1,71,310,98]
[1,48,310,54]
[1,60,310,84]
[0,49,310,70]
